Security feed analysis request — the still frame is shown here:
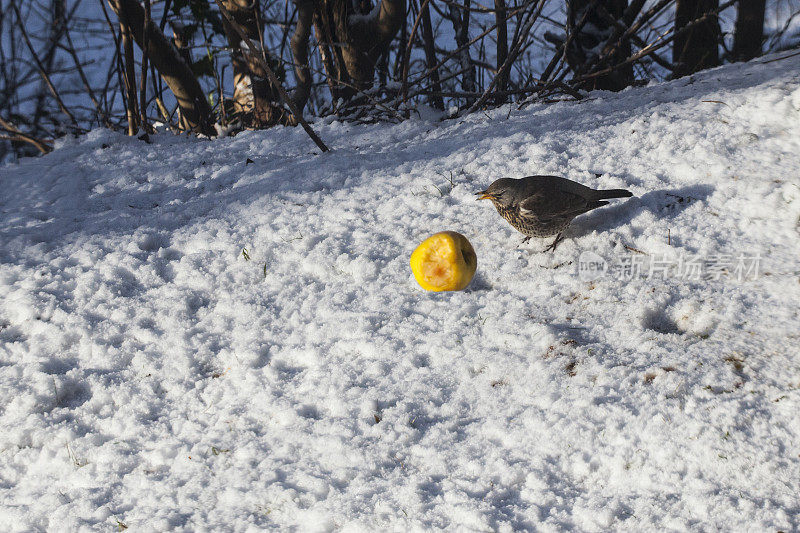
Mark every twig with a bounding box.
[139,0,152,136]
[0,133,52,153]
[10,1,79,129]
[539,0,600,85]
[403,2,527,95]
[98,0,125,121]
[0,116,54,154]
[590,0,674,72]
[701,99,730,107]
[62,22,112,128]
[760,49,800,64]
[159,0,172,31]
[117,0,139,135]
[572,0,738,85]
[624,244,648,255]
[419,0,443,109]
[401,0,433,102]
[465,0,548,114]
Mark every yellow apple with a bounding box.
[410,231,477,291]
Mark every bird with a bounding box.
[476,175,633,252]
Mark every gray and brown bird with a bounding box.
[477,175,633,252]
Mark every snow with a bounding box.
[1,52,800,531]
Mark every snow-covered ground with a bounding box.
[2,52,800,531]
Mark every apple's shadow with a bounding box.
[465,270,493,292]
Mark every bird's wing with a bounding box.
[518,190,590,222]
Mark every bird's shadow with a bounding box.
[568,184,715,238]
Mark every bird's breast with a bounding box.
[492,201,569,237]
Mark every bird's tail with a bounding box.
[596,188,633,199]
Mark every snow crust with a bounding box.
[1,53,800,531]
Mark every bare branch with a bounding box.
[107,0,214,135]
[0,116,53,154]
[11,1,79,129]
[290,0,314,111]
[214,0,329,151]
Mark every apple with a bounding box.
[410,231,477,291]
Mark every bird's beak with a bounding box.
[476,191,495,201]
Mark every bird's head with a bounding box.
[475,178,518,207]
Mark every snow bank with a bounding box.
[1,52,799,531]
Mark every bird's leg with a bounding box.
[521,235,531,244]
[542,233,564,253]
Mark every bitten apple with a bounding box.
[410,231,477,291]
